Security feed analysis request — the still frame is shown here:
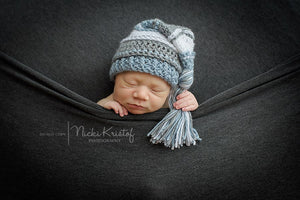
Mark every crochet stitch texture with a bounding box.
[110,19,193,86]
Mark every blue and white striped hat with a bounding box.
[109,18,195,87]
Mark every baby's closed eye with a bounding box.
[124,80,138,87]
[151,87,163,92]
[151,88,167,94]
[129,79,138,84]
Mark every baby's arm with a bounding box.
[97,94,128,117]
[173,90,199,111]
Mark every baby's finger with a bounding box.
[122,106,128,116]
[173,98,186,109]
[174,99,193,110]
[110,104,120,114]
[182,104,198,112]
[117,104,125,117]
[176,90,189,100]
[108,103,124,117]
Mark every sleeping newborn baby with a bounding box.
[97,18,201,149]
[97,18,198,116]
[97,71,198,116]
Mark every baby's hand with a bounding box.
[173,90,199,111]
[103,101,128,117]
[97,94,128,117]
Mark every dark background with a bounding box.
[1,0,299,199]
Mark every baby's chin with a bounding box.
[127,108,150,115]
[128,110,147,114]
[126,107,158,115]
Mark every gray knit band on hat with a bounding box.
[110,25,182,86]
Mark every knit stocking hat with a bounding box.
[110,19,201,149]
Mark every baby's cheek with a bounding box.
[149,95,167,111]
[114,88,131,103]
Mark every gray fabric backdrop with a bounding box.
[1,0,299,199]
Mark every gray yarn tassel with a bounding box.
[147,53,201,150]
[138,19,201,149]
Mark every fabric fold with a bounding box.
[0,51,168,121]
[194,53,300,118]
[1,51,299,121]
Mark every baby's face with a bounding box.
[113,71,171,114]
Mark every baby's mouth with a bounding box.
[127,103,145,110]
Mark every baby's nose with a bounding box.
[133,86,149,100]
